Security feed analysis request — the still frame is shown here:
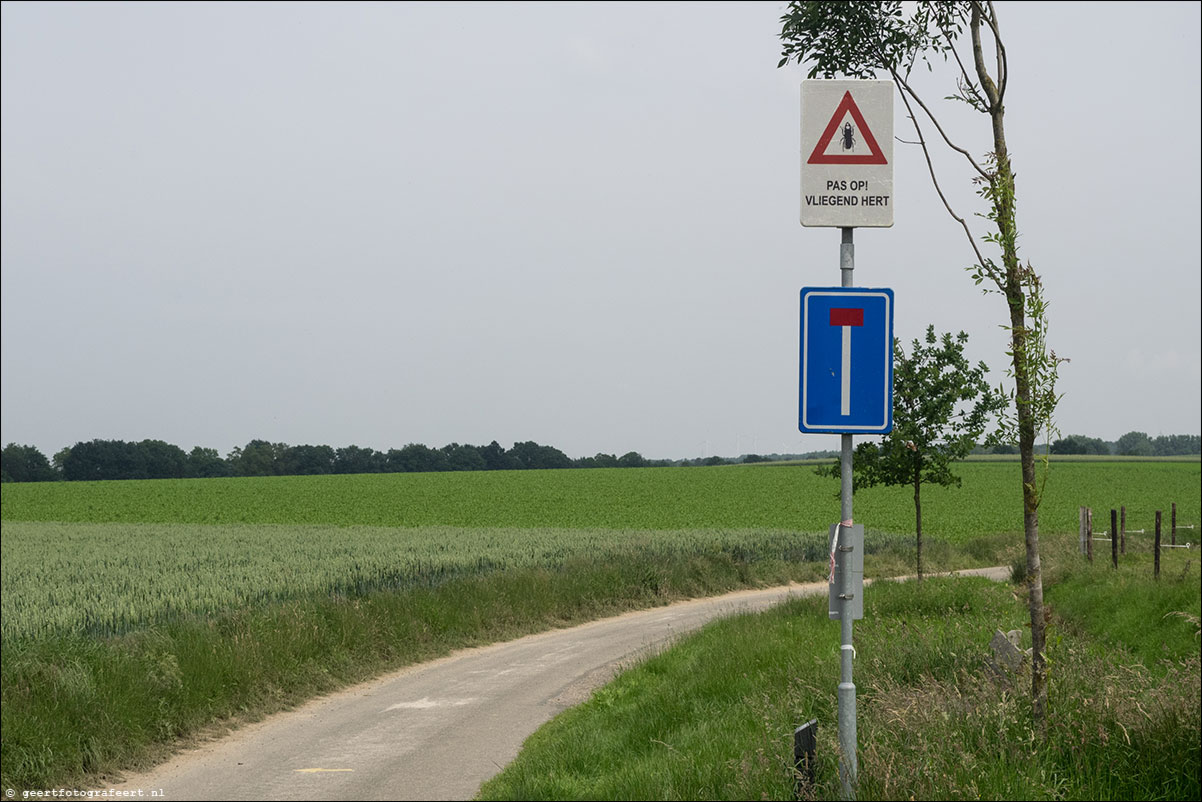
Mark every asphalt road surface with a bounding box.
[108,567,1007,801]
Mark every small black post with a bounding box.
[1172,502,1177,546]
[1111,509,1118,569]
[1155,511,1162,580]
[794,719,818,799]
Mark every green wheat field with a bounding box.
[3,460,1197,641]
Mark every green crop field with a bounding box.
[0,523,838,641]
[2,461,1198,642]
[3,460,1197,535]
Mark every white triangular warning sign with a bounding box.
[807,91,887,166]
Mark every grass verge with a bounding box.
[477,536,1201,801]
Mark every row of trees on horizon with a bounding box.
[1,431,1198,484]
[1,438,679,483]
[1047,432,1200,457]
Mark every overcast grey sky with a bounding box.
[3,1,1199,462]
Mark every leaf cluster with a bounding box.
[820,326,1007,493]
[778,0,968,79]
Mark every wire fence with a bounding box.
[1078,502,1194,577]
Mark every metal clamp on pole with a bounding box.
[828,524,864,621]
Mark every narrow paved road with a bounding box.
[109,567,1007,801]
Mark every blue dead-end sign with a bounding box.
[799,287,894,433]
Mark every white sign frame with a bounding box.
[800,79,895,228]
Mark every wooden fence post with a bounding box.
[1087,507,1094,562]
[1111,509,1118,569]
[1120,506,1126,555]
[1155,510,1162,580]
[1172,502,1177,546]
[1079,507,1087,556]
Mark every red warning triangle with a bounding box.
[807,91,888,165]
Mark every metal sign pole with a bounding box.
[800,80,892,801]
[837,227,857,797]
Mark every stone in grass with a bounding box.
[986,628,1029,679]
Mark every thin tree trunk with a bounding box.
[996,146,1047,727]
[971,2,1047,728]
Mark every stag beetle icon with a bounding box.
[840,122,856,151]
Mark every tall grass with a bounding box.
[478,537,1201,801]
[1043,537,1201,669]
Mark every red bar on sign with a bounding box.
[830,308,864,327]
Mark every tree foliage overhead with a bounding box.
[778,1,967,79]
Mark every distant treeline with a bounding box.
[0,438,776,483]
[1047,432,1200,457]
[2,431,1197,483]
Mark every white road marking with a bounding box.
[384,697,476,712]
